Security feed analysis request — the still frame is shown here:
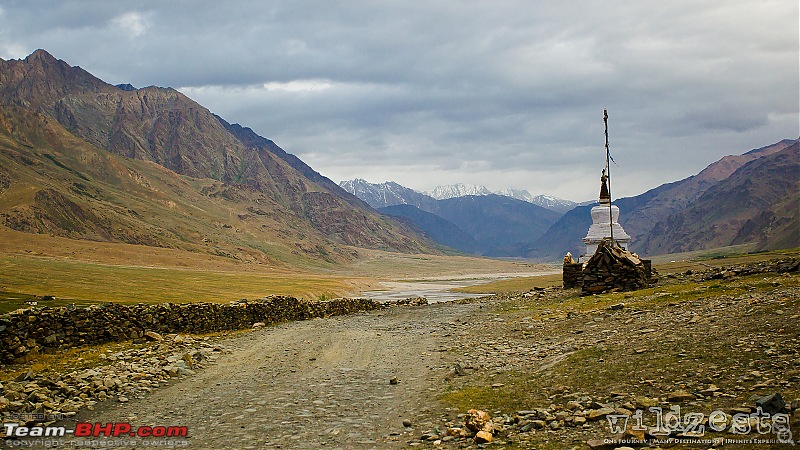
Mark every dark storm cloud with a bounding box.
[0,0,797,200]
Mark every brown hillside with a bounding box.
[0,50,431,256]
[639,142,799,254]
[0,106,428,267]
[625,139,794,249]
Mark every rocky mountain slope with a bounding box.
[641,142,799,255]
[0,106,427,266]
[0,50,433,263]
[529,139,799,260]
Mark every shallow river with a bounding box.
[360,271,558,303]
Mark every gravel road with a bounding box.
[63,302,478,449]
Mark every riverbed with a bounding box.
[361,271,558,303]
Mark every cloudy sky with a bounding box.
[1,1,797,201]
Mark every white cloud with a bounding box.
[263,79,332,92]
[110,11,148,38]
[1,0,797,201]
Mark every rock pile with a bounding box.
[0,333,230,423]
[385,296,429,307]
[581,238,648,295]
[698,257,800,281]
[0,296,383,364]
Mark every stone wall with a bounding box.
[562,263,584,289]
[641,259,657,284]
[0,296,382,364]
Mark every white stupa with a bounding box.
[579,169,631,263]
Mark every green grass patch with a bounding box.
[441,370,541,414]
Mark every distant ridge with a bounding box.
[427,183,492,200]
[340,179,562,255]
[338,179,436,210]
[340,179,576,212]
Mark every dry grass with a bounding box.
[0,229,544,313]
[340,249,543,279]
[452,272,563,294]
[453,247,800,296]
[0,255,371,313]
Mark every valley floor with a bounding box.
[2,252,799,449]
[0,227,544,313]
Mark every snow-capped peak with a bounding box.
[426,184,492,200]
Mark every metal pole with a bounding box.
[604,109,614,245]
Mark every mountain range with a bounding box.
[0,50,433,267]
[340,179,577,213]
[341,139,798,261]
[528,139,799,260]
[1,49,795,266]
[339,179,563,255]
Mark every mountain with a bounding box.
[429,184,575,212]
[640,142,799,254]
[339,179,436,209]
[428,195,562,256]
[377,196,561,256]
[622,139,795,249]
[528,139,799,260]
[427,183,492,200]
[378,204,480,254]
[217,116,368,210]
[0,50,433,263]
[342,179,577,214]
[496,188,577,213]
[341,178,563,255]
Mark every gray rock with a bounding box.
[755,393,786,415]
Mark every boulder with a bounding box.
[474,430,493,444]
[756,393,786,415]
[465,409,493,433]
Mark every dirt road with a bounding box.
[65,302,477,449]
